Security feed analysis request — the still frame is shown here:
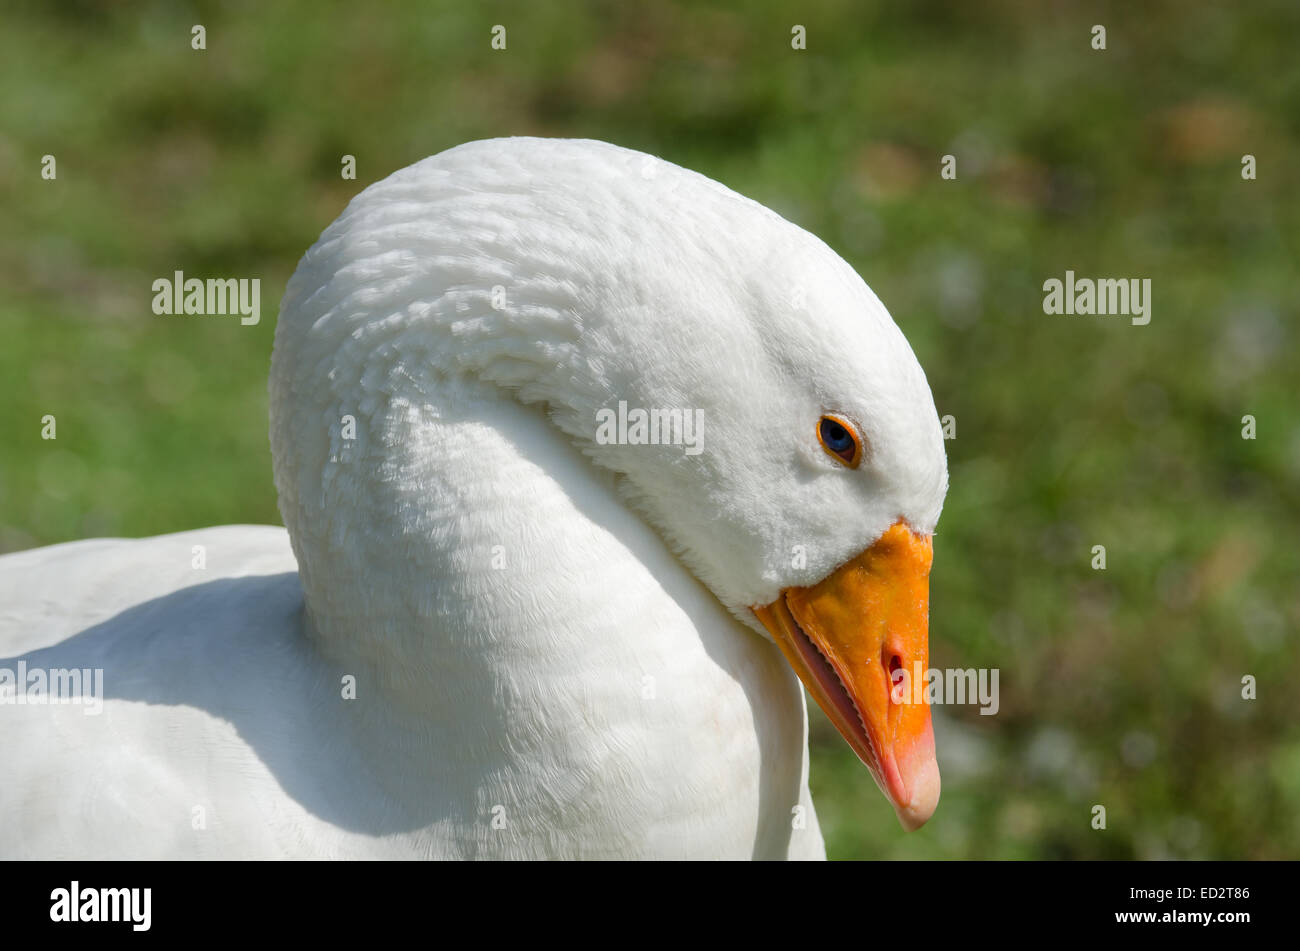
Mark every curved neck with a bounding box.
[275,377,810,857]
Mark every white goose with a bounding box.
[0,138,947,860]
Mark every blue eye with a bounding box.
[818,416,861,467]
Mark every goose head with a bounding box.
[272,137,948,834]
[571,198,948,831]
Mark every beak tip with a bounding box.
[893,756,941,832]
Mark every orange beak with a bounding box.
[753,520,940,831]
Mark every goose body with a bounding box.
[0,138,947,859]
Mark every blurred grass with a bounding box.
[1,0,1297,858]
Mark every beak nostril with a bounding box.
[884,652,904,704]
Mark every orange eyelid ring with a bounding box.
[817,414,863,468]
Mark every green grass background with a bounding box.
[1,0,1296,858]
